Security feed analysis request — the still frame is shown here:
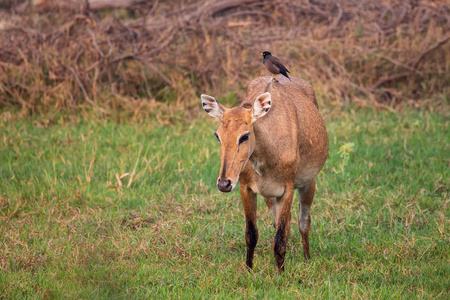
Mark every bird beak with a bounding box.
[260,53,263,55]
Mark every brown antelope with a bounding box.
[201,76,328,271]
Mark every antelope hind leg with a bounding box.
[263,196,277,228]
[298,178,316,260]
[273,183,294,272]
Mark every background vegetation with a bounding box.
[0,0,449,299]
[0,0,449,114]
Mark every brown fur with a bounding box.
[202,75,328,271]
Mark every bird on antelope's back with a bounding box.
[261,51,291,81]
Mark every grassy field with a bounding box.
[0,105,448,299]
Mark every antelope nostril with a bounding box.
[217,179,232,192]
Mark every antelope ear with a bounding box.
[252,92,271,122]
[201,94,226,119]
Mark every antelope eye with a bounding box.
[214,132,220,142]
[238,133,249,144]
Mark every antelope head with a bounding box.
[201,92,272,192]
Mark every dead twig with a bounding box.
[320,3,343,39]
[68,66,96,106]
[410,34,450,70]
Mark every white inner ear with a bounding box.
[201,94,223,119]
[252,92,271,121]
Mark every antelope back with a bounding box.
[242,76,329,188]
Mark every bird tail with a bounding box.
[281,71,292,81]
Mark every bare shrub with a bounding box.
[0,0,449,114]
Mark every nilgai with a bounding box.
[201,76,328,271]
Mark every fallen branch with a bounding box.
[16,0,146,13]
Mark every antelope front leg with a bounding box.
[240,184,258,270]
[273,183,294,272]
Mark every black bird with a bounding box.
[261,51,291,81]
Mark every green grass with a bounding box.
[0,106,448,299]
